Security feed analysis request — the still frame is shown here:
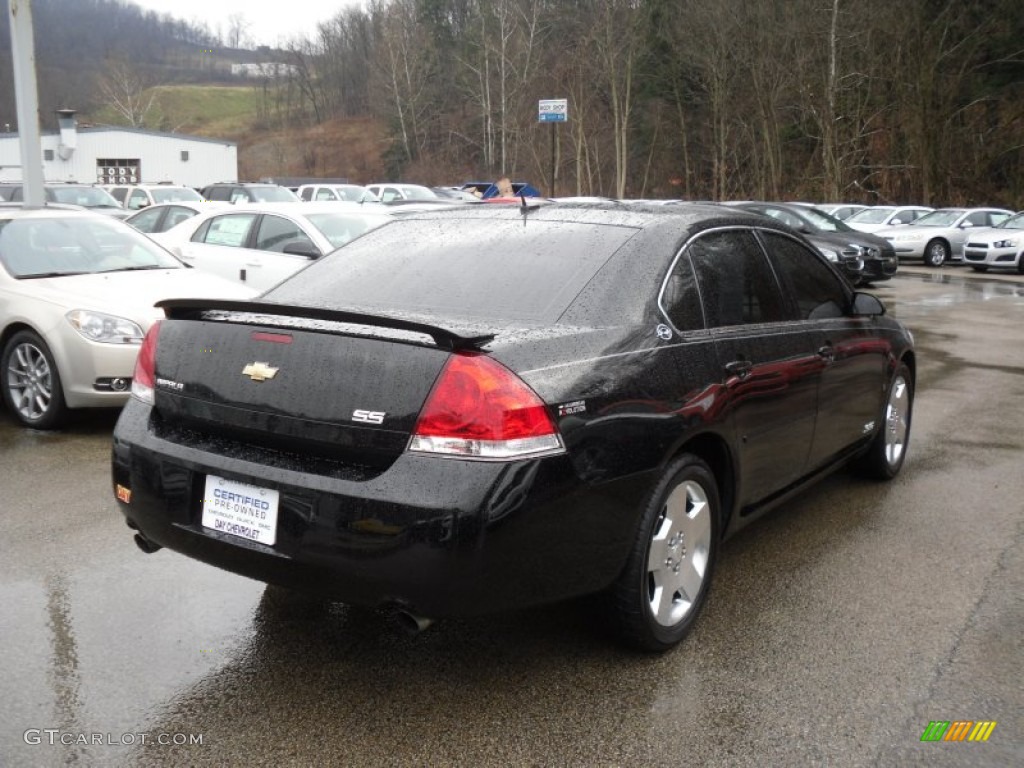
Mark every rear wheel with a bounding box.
[608,455,720,652]
[1,330,68,429]
[1017,254,1024,275]
[924,239,949,267]
[858,362,913,480]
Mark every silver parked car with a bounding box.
[844,205,934,233]
[961,211,1024,274]
[876,207,1013,266]
[0,208,254,428]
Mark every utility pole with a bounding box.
[8,0,45,206]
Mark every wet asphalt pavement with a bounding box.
[0,267,1021,767]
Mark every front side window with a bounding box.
[126,206,163,233]
[127,190,149,210]
[761,232,849,320]
[255,215,313,253]
[687,230,788,328]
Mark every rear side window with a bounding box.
[687,230,788,328]
[761,232,849,320]
[660,255,704,332]
[197,214,256,246]
[266,218,636,324]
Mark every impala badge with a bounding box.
[242,362,279,382]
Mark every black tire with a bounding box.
[1017,255,1024,275]
[858,362,913,480]
[1,330,68,429]
[970,266,989,273]
[608,454,720,652]
[923,239,949,267]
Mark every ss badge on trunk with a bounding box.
[352,409,386,425]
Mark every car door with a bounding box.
[247,214,322,289]
[761,231,889,470]
[177,213,259,284]
[680,229,824,507]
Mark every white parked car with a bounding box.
[0,208,254,428]
[364,183,440,203]
[844,205,934,233]
[816,204,869,221]
[961,211,1024,274]
[296,184,380,203]
[105,184,204,211]
[152,202,394,290]
[125,201,228,235]
[876,207,1013,266]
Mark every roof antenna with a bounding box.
[519,193,540,215]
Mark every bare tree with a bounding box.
[95,58,156,128]
[227,12,251,49]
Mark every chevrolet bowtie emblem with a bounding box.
[242,362,279,382]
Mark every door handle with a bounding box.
[818,345,835,362]
[725,360,752,378]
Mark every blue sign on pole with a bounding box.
[538,99,568,123]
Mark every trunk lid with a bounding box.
[151,310,457,470]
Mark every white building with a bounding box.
[0,110,237,188]
[231,62,298,79]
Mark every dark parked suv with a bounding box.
[728,201,899,285]
[200,182,299,203]
[112,202,915,651]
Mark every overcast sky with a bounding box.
[129,0,366,48]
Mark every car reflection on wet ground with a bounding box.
[1,270,1021,767]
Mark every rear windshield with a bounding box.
[265,217,635,324]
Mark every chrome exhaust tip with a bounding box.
[133,533,162,554]
[394,609,434,635]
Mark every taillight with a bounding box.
[409,352,564,459]
[131,321,161,404]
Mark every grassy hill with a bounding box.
[86,82,390,184]
[88,84,264,137]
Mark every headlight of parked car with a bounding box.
[817,247,839,262]
[992,239,1018,249]
[66,310,145,344]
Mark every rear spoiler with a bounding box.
[156,299,495,351]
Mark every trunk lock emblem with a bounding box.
[242,362,279,382]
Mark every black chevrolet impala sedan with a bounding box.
[112,203,914,651]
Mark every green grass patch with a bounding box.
[89,84,269,138]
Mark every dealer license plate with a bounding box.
[202,475,280,546]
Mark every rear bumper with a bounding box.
[112,399,653,617]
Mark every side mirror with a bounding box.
[852,292,885,317]
[960,221,973,228]
[890,218,902,225]
[282,241,322,259]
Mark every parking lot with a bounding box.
[0,267,1021,767]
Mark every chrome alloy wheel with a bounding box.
[647,480,713,627]
[6,340,54,422]
[884,374,910,467]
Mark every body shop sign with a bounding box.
[96,160,141,184]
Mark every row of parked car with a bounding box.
[814,202,1021,271]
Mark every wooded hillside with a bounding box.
[1,0,1021,205]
